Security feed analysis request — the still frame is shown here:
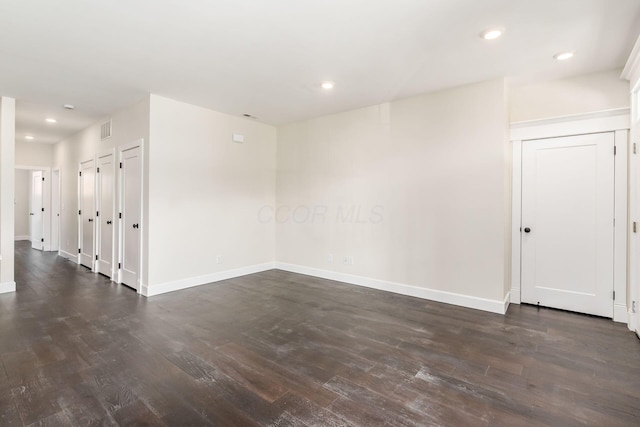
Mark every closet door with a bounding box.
[120,146,142,290]
[97,153,115,277]
[521,133,614,318]
[79,159,96,269]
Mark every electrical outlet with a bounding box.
[343,256,354,265]
[216,255,223,264]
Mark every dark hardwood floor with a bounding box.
[1,241,639,426]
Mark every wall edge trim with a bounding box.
[275,262,509,315]
[59,250,78,263]
[141,262,276,297]
[0,281,16,294]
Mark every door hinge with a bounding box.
[613,291,616,300]
[634,143,637,155]
[614,146,617,155]
[119,212,122,219]
[41,207,44,212]
[95,255,98,261]
[42,177,45,181]
[41,238,44,243]
[633,301,637,313]
[79,171,82,177]
[634,222,637,233]
[118,262,121,269]
[119,162,123,169]
[97,167,100,173]
[78,248,81,254]
[96,211,99,217]
[78,209,82,215]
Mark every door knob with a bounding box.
[132,224,139,229]
[107,221,112,225]
[524,227,531,233]
[29,213,34,216]
[88,218,93,222]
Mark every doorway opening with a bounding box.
[15,166,53,252]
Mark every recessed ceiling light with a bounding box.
[480,28,504,40]
[554,51,575,61]
[63,104,75,110]
[45,118,57,123]
[321,81,335,90]
[25,135,34,140]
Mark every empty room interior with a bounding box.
[2,1,640,425]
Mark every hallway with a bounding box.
[1,242,640,426]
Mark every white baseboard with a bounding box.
[503,291,511,314]
[275,262,510,315]
[59,250,78,263]
[614,304,628,323]
[141,262,276,297]
[0,281,16,294]
[629,310,639,335]
[510,288,521,304]
[14,235,30,241]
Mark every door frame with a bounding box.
[96,149,117,278]
[629,81,640,335]
[117,139,145,293]
[15,165,52,251]
[510,108,630,323]
[77,157,97,271]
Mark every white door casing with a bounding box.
[79,159,96,269]
[30,171,43,250]
[119,145,142,290]
[97,153,115,277]
[511,110,629,325]
[521,132,615,318]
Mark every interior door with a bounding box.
[521,132,615,318]
[97,154,115,277]
[51,169,60,251]
[120,146,141,290]
[30,171,44,250]
[79,159,96,269]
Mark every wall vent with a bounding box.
[100,120,112,140]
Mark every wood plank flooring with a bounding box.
[1,241,639,426]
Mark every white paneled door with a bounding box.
[97,154,115,277]
[120,146,141,290]
[521,132,615,318]
[79,159,96,269]
[51,169,60,252]
[30,171,44,250]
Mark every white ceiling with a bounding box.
[1,0,639,144]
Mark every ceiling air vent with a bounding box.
[100,120,112,140]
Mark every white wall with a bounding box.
[53,97,150,260]
[16,141,53,168]
[0,97,16,292]
[14,169,30,239]
[146,95,276,291]
[276,79,510,308]
[510,69,630,122]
